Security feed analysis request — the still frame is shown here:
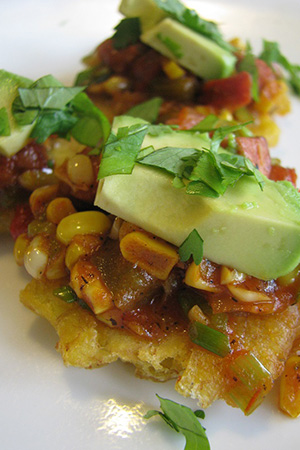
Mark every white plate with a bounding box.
[1,1,300,449]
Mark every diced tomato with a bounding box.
[269,164,297,186]
[255,59,277,90]
[131,49,162,90]
[166,106,206,130]
[236,136,271,177]
[202,71,252,111]
[9,203,33,240]
[0,155,17,189]
[97,38,144,74]
[14,142,48,171]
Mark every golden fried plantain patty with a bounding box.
[20,278,300,409]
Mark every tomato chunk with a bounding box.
[269,165,297,186]
[236,136,271,177]
[9,203,33,240]
[202,71,252,111]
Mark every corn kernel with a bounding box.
[13,233,31,266]
[56,211,112,245]
[162,59,185,80]
[188,305,209,325]
[46,197,76,224]
[220,266,246,285]
[227,284,272,303]
[67,154,94,186]
[70,260,113,314]
[185,262,221,292]
[24,235,49,279]
[65,234,103,270]
[45,246,68,280]
[29,184,59,218]
[120,231,179,280]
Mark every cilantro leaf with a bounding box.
[179,229,203,265]
[237,53,259,101]
[137,146,199,179]
[144,395,210,450]
[153,0,234,52]
[0,107,11,136]
[112,17,141,50]
[11,74,110,146]
[259,40,300,96]
[126,97,163,123]
[98,123,149,178]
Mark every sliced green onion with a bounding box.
[189,321,231,357]
[225,352,273,415]
[178,289,212,317]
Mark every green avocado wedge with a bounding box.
[0,70,34,157]
[95,115,300,281]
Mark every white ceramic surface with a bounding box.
[1,1,300,449]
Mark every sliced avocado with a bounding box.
[0,70,35,157]
[141,18,236,80]
[95,115,300,281]
[119,0,166,32]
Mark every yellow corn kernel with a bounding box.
[230,37,247,52]
[279,355,300,418]
[13,233,31,266]
[120,231,179,280]
[162,59,185,80]
[46,197,76,224]
[220,266,246,285]
[227,284,272,303]
[217,109,233,121]
[45,246,68,280]
[29,184,59,218]
[65,234,103,270]
[56,211,112,245]
[24,235,49,279]
[70,260,113,314]
[67,154,94,186]
[188,305,209,325]
[249,114,280,148]
[184,261,221,292]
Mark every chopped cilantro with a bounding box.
[0,107,11,136]
[112,17,141,50]
[144,395,210,450]
[178,229,203,265]
[98,123,149,178]
[9,74,110,146]
[153,0,234,52]
[259,39,300,96]
[126,97,163,123]
[237,52,259,101]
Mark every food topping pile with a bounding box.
[2,1,300,442]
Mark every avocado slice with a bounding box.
[119,0,166,31]
[0,70,35,157]
[119,0,236,80]
[95,115,300,281]
[141,18,236,80]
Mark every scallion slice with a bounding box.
[189,321,231,357]
[225,352,273,415]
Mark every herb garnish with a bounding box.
[259,39,300,95]
[126,97,163,123]
[144,395,210,450]
[112,17,141,49]
[98,120,265,196]
[152,0,234,53]
[5,74,110,146]
[178,229,203,265]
